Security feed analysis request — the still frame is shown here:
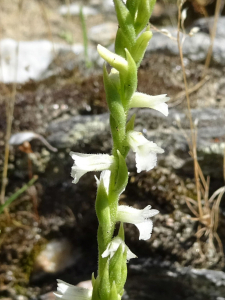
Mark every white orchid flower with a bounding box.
[70,152,115,184]
[126,131,164,173]
[129,92,169,116]
[102,236,137,261]
[54,280,92,300]
[117,205,159,240]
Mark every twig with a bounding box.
[177,0,203,219]
[169,76,210,107]
[202,0,223,77]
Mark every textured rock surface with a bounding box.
[46,108,225,178]
[127,259,225,300]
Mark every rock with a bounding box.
[127,260,225,300]
[46,108,225,178]
[0,39,95,84]
[102,0,114,14]
[32,239,79,280]
[39,292,55,300]
[192,17,225,39]
[147,27,225,66]
[59,3,98,16]
[88,22,118,46]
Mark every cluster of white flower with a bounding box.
[55,43,169,300]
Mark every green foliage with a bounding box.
[0,176,38,215]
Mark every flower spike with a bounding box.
[54,280,92,300]
[70,152,115,184]
[117,205,159,240]
[126,131,164,173]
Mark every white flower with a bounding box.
[117,205,159,240]
[126,131,164,173]
[54,280,92,300]
[129,92,169,116]
[102,236,137,261]
[70,152,114,184]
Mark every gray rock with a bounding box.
[88,22,118,46]
[128,260,225,300]
[46,108,225,178]
[147,27,225,65]
[192,17,225,39]
[32,239,80,280]
[59,3,98,16]
[0,39,95,84]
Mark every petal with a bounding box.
[135,220,153,240]
[70,152,114,183]
[117,205,144,224]
[136,150,157,173]
[126,131,148,151]
[127,248,137,261]
[151,102,168,116]
[71,167,87,184]
[130,92,169,116]
[97,44,128,72]
[117,205,159,224]
[142,206,159,218]
[54,280,92,300]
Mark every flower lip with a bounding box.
[117,205,159,240]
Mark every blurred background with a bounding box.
[0,0,225,299]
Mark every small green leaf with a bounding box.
[131,29,152,67]
[99,260,110,300]
[126,114,136,132]
[95,181,111,243]
[120,49,137,108]
[113,0,136,46]
[109,244,123,287]
[115,28,131,58]
[92,272,96,287]
[114,151,128,195]
[109,281,120,300]
[134,0,151,35]
[117,249,128,294]
[118,222,125,241]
